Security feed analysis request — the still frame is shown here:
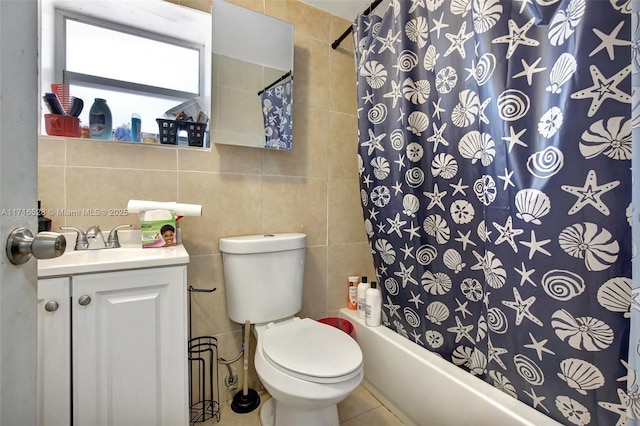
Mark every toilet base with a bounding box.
[259,398,275,426]
[259,398,339,426]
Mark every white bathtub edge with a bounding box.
[339,308,562,426]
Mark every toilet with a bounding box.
[219,233,364,426]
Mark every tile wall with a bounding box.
[37,0,376,402]
[211,53,283,148]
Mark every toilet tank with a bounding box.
[219,233,306,324]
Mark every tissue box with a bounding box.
[140,210,177,248]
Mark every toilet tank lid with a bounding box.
[219,233,306,254]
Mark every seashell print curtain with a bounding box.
[629,3,640,426]
[260,78,293,150]
[353,1,635,424]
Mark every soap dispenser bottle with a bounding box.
[365,281,381,327]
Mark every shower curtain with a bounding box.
[354,1,633,425]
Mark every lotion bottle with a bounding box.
[357,276,370,319]
[347,276,359,310]
[365,281,381,327]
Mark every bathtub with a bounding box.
[339,308,561,426]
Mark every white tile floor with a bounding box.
[196,385,405,426]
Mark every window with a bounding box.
[48,3,210,137]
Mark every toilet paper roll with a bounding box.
[127,199,203,217]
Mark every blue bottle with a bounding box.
[89,98,112,140]
[131,113,141,142]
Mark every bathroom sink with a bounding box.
[38,230,189,277]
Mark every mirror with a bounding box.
[39,0,293,150]
[39,0,212,145]
[211,0,294,150]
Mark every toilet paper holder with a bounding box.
[187,285,220,423]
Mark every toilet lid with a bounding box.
[262,318,363,384]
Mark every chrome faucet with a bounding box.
[59,224,132,250]
[86,225,106,249]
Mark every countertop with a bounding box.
[37,230,189,277]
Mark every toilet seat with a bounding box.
[262,318,363,384]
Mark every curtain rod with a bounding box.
[331,0,384,50]
[257,70,292,96]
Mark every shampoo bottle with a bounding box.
[347,276,359,310]
[89,98,112,140]
[357,276,370,319]
[365,281,381,327]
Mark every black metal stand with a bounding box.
[188,286,221,423]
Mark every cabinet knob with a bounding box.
[78,295,92,306]
[44,300,59,312]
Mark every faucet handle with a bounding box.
[59,226,89,250]
[106,224,132,248]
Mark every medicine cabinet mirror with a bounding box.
[211,0,294,150]
[39,0,294,150]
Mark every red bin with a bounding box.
[317,317,355,338]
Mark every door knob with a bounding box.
[6,227,66,265]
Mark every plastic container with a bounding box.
[44,114,80,137]
[89,98,112,140]
[347,276,359,310]
[357,276,370,319]
[365,281,381,327]
[141,132,158,144]
[317,317,355,339]
[185,122,207,147]
[156,119,207,146]
[157,119,179,144]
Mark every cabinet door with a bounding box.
[37,277,71,426]
[73,266,188,426]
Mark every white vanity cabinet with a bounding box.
[37,238,189,426]
[37,277,71,426]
